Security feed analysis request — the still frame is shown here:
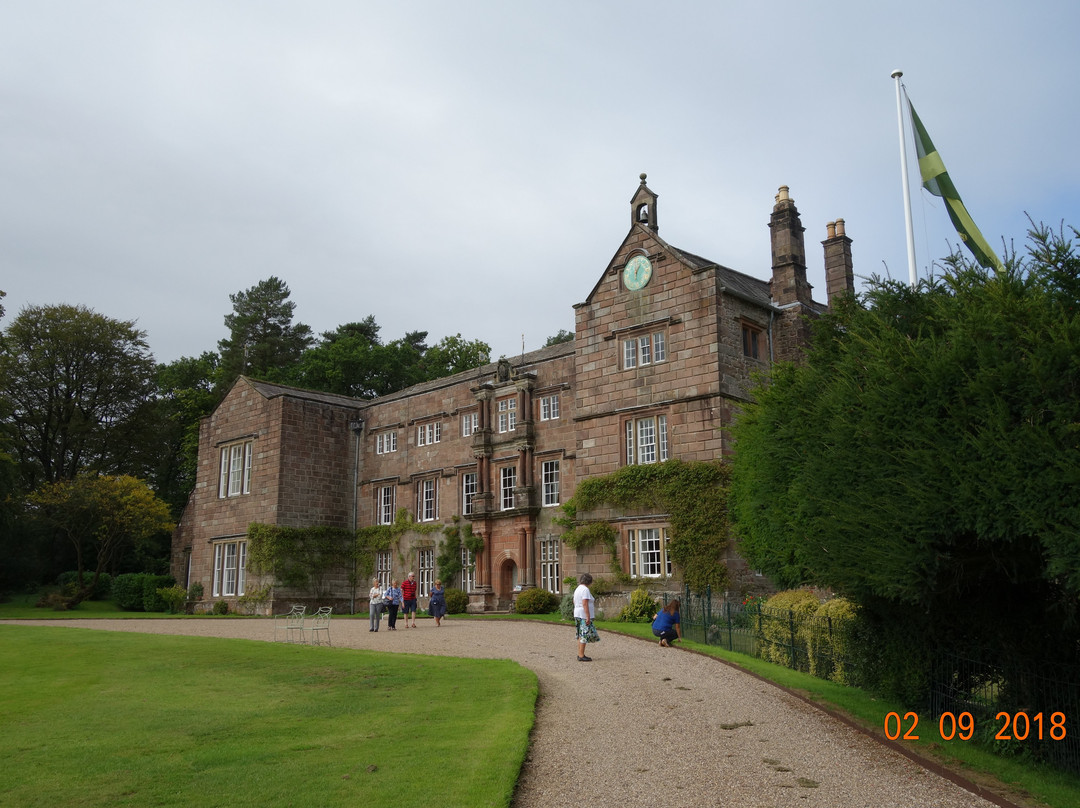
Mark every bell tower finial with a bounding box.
[630,173,658,232]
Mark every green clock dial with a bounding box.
[622,255,653,291]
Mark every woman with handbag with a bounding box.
[573,573,599,662]
[368,578,385,632]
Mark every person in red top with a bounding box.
[401,571,419,628]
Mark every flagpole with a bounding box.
[892,69,918,287]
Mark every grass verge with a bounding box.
[0,625,536,808]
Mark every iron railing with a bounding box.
[680,586,1080,775]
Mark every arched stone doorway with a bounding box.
[497,558,518,610]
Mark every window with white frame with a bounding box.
[622,331,668,370]
[500,466,516,510]
[462,472,477,515]
[625,414,669,465]
[497,397,517,433]
[377,485,396,525]
[376,550,392,588]
[541,460,560,506]
[218,440,253,498]
[212,540,247,596]
[460,547,474,592]
[418,548,434,597]
[376,431,398,454]
[417,478,438,522]
[461,412,479,437]
[539,537,561,593]
[416,421,441,446]
[628,527,671,578]
[540,394,560,421]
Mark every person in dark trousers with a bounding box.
[401,572,419,628]
[652,599,682,647]
[385,578,403,630]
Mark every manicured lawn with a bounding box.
[0,626,536,808]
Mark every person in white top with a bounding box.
[368,578,384,632]
[572,573,598,662]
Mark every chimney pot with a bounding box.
[826,221,836,239]
[836,218,846,237]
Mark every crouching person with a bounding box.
[652,599,682,647]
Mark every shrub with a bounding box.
[212,600,229,615]
[36,592,73,611]
[56,571,112,600]
[618,587,658,623]
[803,597,858,683]
[187,582,204,602]
[142,574,175,612]
[157,585,188,615]
[559,593,575,621]
[756,589,820,670]
[112,573,148,611]
[444,587,469,614]
[514,588,560,614]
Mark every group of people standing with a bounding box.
[368,571,448,631]
[366,569,681,653]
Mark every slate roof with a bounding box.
[366,340,577,407]
[242,377,366,410]
[669,246,773,308]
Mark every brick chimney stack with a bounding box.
[768,186,811,307]
[823,218,854,309]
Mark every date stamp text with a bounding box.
[883,711,1067,742]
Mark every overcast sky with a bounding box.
[2,1,1077,365]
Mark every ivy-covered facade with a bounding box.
[171,177,855,613]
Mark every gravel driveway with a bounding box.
[4,617,1015,808]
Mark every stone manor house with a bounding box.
[171,176,855,613]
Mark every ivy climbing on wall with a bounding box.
[435,516,486,586]
[248,508,443,598]
[556,459,732,593]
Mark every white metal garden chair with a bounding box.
[308,606,332,646]
[274,604,306,643]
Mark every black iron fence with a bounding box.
[680,586,1080,775]
[930,651,1080,774]
[678,588,855,683]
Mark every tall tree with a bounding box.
[288,322,490,399]
[422,334,491,379]
[730,223,1080,676]
[288,319,384,398]
[26,474,173,606]
[217,276,313,388]
[544,328,574,346]
[153,352,220,515]
[0,304,157,490]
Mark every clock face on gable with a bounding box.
[622,254,653,291]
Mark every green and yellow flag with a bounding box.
[908,99,1004,272]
